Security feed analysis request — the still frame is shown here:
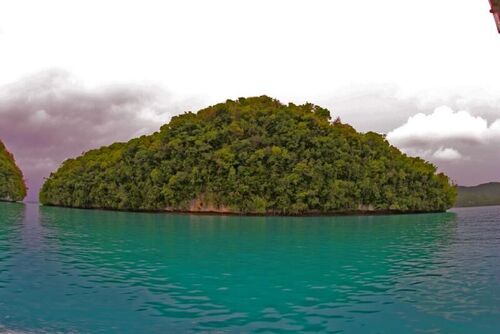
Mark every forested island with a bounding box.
[40,96,456,215]
[456,182,500,207]
[0,140,27,202]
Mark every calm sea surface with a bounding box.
[0,202,499,333]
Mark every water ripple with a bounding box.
[0,203,500,333]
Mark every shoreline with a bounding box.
[0,198,21,203]
[37,203,447,217]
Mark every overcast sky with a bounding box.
[1,0,499,201]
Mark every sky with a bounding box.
[0,0,499,201]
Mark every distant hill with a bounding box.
[456,182,500,207]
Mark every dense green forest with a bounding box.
[0,140,27,201]
[456,183,500,207]
[40,96,456,214]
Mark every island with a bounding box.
[40,96,456,215]
[0,140,27,202]
[456,182,500,207]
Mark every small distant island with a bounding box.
[0,140,27,202]
[40,96,456,215]
[456,182,500,207]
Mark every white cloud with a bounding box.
[32,109,49,122]
[386,106,496,147]
[432,147,463,161]
[386,106,500,185]
[387,106,500,151]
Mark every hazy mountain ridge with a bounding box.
[456,182,500,207]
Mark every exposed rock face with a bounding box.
[357,204,375,212]
[165,195,232,213]
[187,197,232,213]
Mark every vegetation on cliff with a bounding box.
[40,96,456,214]
[0,140,27,201]
[456,182,500,207]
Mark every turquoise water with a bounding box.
[0,202,499,333]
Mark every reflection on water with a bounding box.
[0,202,499,333]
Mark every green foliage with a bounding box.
[40,96,457,214]
[0,140,27,201]
[456,182,500,207]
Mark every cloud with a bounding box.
[316,85,427,133]
[386,106,500,148]
[432,147,463,161]
[387,106,500,185]
[0,69,199,201]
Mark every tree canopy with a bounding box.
[40,96,456,214]
[0,140,27,201]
